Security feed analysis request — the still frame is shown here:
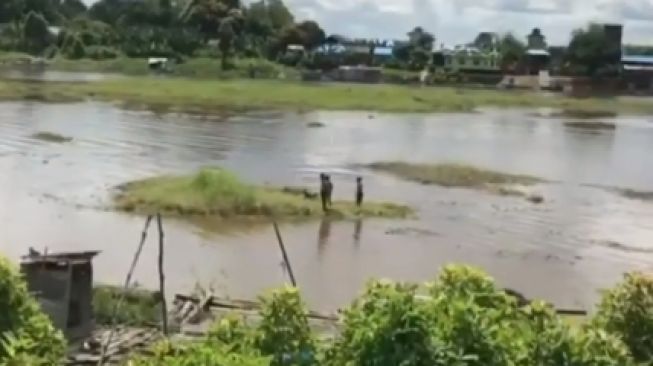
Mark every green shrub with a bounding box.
[326,280,449,366]
[93,285,161,326]
[62,34,85,59]
[593,272,653,363]
[130,340,270,366]
[256,286,316,366]
[128,265,645,365]
[85,46,120,60]
[0,256,65,364]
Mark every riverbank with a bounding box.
[2,75,653,114]
[114,168,412,220]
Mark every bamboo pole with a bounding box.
[156,213,168,336]
[273,221,296,287]
[98,215,153,366]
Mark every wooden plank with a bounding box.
[174,294,338,322]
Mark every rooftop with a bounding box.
[622,55,653,65]
[21,250,101,266]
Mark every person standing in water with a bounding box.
[325,175,334,209]
[355,176,364,207]
[319,173,328,212]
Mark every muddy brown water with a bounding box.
[1,101,653,312]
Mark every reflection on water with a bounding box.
[0,102,653,311]
[317,218,332,256]
[353,219,363,246]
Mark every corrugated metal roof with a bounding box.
[622,55,653,65]
[373,47,393,56]
[527,49,550,56]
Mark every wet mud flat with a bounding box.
[0,103,653,312]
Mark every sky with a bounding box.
[82,0,653,46]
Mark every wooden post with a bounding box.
[156,213,168,336]
[273,221,297,287]
[98,215,153,366]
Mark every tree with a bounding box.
[266,0,293,31]
[58,0,87,20]
[0,0,25,23]
[395,26,435,70]
[184,0,242,39]
[22,11,52,54]
[408,26,434,51]
[295,20,325,50]
[218,11,239,69]
[498,33,526,70]
[566,24,620,77]
[473,32,497,50]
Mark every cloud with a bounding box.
[285,0,653,45]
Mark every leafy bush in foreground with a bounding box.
[593,272,653,363]
[132,265,646,366]
[0,257,65,365]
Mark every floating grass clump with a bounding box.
[369,162,543,187]
[369,162,545,203]
[31,131,73,143]
[115,168,412,220]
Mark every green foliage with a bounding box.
[127,265,652,366]
[0,256,65,364]
[85,45,119,60]
[327,280,446,366]
[256,286,316,365]
[130,339,270,366]
[593,272,653,363]
[93,285,162,326]
[61,33,85,59]
[567,24,621,77]
[498,33,526,70]
[22,11,52,54]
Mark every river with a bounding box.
[1,100,652,312]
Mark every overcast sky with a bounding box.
[82,0,653,46]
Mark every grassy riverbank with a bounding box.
[115,168,411,220]
[2,75,653,114]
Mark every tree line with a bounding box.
[0,0,631,77]
[0,0,327,68]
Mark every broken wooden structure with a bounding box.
[21,250,100,341]
[171,293,340,339]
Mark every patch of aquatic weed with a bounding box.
[369,162,546,203]
[564,121,616,131]
[114,168,412,220]
[31,131,73,143]
[555,109,618,119]
[368,162,544,187]
[584,183,653,202]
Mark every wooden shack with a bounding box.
[21,250,100,341]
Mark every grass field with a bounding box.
[2,73,653,114]
[115,168,412,220]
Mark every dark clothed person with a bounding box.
[355,177,364,207]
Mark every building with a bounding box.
[622,55,653,92]
[434,46,501,73]
[21,250,100,341]
[525,49,551,75]
[604,24,623,64]
[372,46,393,64]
